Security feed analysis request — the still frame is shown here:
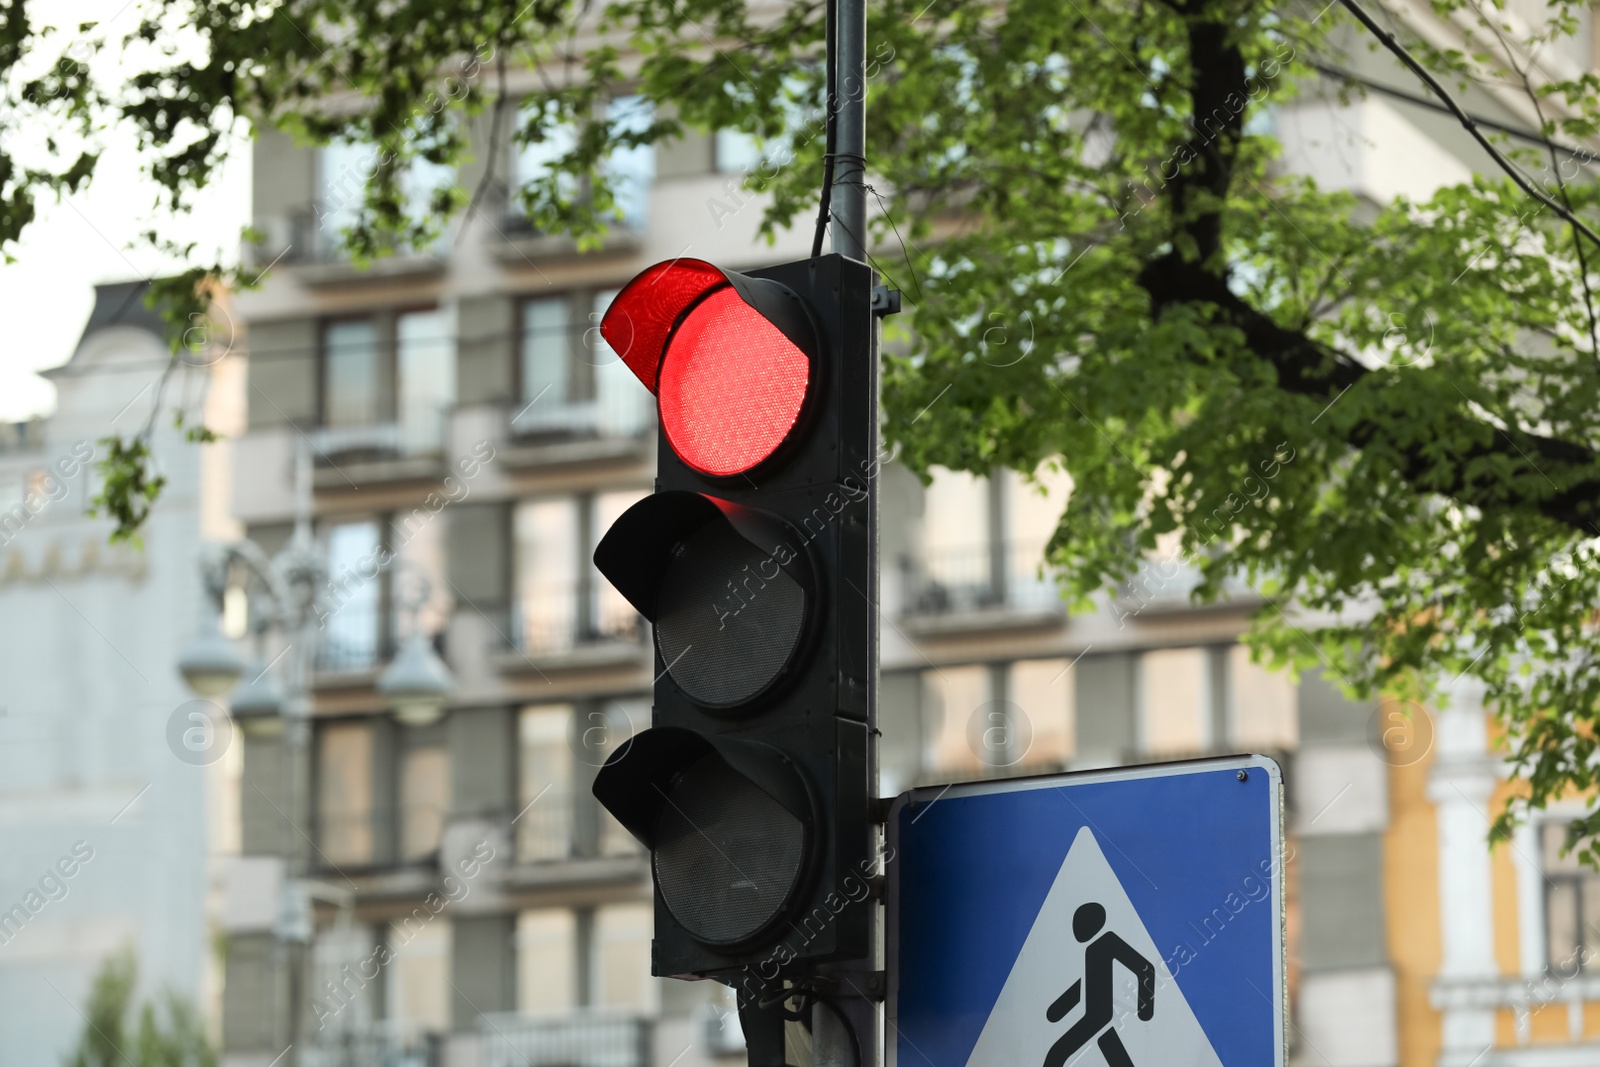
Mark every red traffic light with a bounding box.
[601,258,818,478]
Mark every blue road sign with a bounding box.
[886,756,1284,1067]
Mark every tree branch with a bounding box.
[1140,7,1600,538]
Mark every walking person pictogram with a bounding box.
[1042,902,1156,1067]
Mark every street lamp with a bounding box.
[177,611,246,697]
[175,443,456,1065]
[379,631,453,726]
[230,651,286,736]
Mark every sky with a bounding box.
[0,0,250,423]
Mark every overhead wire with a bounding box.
[1336,0,1600,250]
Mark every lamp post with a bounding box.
[177,444,454,1064]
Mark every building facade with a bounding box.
[0,281,242,1062]
[218,14,1600,1067]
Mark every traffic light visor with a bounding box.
[600,259,819,477]
[594,492,815,709]
[592,726,817,946]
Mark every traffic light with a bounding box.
[590,254,877,983]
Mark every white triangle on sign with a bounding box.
[963,826,1226,1067]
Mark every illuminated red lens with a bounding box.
[658,287,812,477]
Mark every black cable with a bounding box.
[1337,0,1600,250]
[811,0,839,259]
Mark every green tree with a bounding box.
[63,949,216,1067]
[6,0,1600,842]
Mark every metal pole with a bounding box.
[821,0,881,1061]
[830,0,867,260]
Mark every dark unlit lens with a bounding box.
[654,522,806,708]
[653,755,807,945]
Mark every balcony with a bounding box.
[494,587,648,674]
[498,391,654,471]
[314,602,428,676]
[305,1023,441,1067]
[310,407,450,488]
[1433,973,1600,1050]
[477,1012,652,1067]
[314,803,449,874]
[484,180,645,266]
[900,542,1067,635]
[515,791,643,866]
[271,204,448,289]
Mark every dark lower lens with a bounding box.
[653,755,807,945]
[654,522,806,708]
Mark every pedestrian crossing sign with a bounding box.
[886,756,1285,1067]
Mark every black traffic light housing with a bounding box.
[591,254,877,980]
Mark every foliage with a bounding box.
[7,0,1600,840]
[63,948,216,1067]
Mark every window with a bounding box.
[512,102,580,216]
[322,519,383,671]
[920,665,990,777]
[513,498,581,653]
[318,722,374,866]
[1543,822,1600,973]
[324,320,381,428]
[594,903,657,1013]
[1008,658,1076,769]
[517,909,577,1016]
[915,469,993,613]
[590,289,653,437]
[1005,465,1072,609]
[592,490,649,640]
[400,742,450,863]
[313,924,381,1031]
[316,140,372,247]
[388,916,451,1032]
[1229,644,1297,750]
[606,95,655,230]
[594,697,648,856]
[389,506,450,641]
[396,308,453,453]
[510,98,654,229]
[715,128,763,174]
[317,140,454,257]
[521,297,573,408]
[1140,648,1211,756]
[519,704,574,862]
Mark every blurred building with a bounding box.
[218,16,1600,1067]
[0,280,243,1062]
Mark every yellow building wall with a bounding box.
[1385,700,1441,1067]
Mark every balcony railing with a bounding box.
[505,588,646,660]
[508,388,654,442]
[314,804,447,871]
[305,1023,441,1067]
[1434,973,1600,1047]
[314,602,399,674]
[516,791,575,864]
[312,406,449,465]
[514,791,643,865]
[901,542,1065,618]
[477,1012,652,1067]
[280,204,449,266]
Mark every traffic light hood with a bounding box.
[592,490,814,623]
[591,725,816,849]
[599,258,820,394]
